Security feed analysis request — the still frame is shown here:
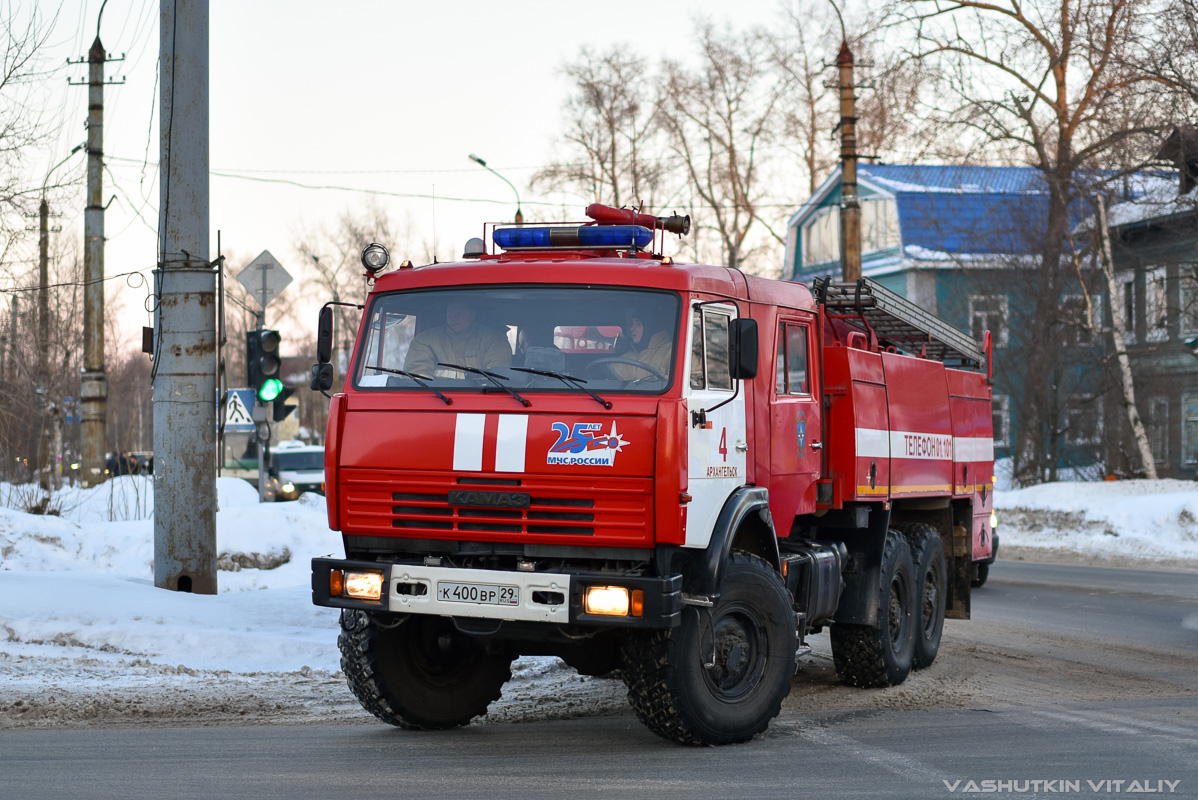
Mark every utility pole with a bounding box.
[70,36,122,487]
[154,0,216,594]
[837,40,862,282]
[38,198,51,488]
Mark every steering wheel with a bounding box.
[584,357,667,383]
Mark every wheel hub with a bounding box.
[705,611,763,695]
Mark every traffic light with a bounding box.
[247,328,283,403]
[272,385,297,422]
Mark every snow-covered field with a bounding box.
[0,474,1194,729]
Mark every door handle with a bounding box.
[810,441,823,449]
[735,441,748,453]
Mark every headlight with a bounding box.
[344,571,384,601]
[990,510,998,530]
[583,586,643,617]
[282,482,295,494]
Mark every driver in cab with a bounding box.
[404,300,511,379]
[613,312,671,380]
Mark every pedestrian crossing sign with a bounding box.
[225,389,256,432]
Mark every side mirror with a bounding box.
[310,363,334,392]
[729,317,758,380]
[316,306,334,364]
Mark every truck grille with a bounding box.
[393,491,596,535]
[340,471,652,545]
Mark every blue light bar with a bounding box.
[493,225,654,251]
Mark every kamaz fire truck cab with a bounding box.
[310,204,995,746]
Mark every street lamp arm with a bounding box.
[42,142,86,194]
[468,153,523,223]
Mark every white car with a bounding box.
[272,443,325,501]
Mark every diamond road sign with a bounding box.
[237,250,293,309]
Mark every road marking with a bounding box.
[801,725,952,784]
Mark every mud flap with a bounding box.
[823,503,889,627]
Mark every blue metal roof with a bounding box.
[861,165,1053,255]
[860,164,1048,195]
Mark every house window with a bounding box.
[992,394,1010,448]
[1181,267,1198,335]
[802,208,839,266]
[1061,294,1100,347]
[1146,267,1168,342]
[860,198,900,254]
[775,323,810,395]
[970,295,1008,347]
[1065,395,1103,445]
[1184,395,1198,466]
[1119,271,1136,341]
[690,307,732,391]
[1148,396,1169,465]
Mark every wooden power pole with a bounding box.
[837,40,862,282]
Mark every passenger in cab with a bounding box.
[404,300,511,379]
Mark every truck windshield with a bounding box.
[354,286,680,394]
[275,451,324,471]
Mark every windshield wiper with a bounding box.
[511,367,611,410]
[438,363,531,407]
[364,365,452,405]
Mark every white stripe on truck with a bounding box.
[453,413,486,471]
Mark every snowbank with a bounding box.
[995,479,1198,561]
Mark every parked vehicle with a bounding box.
[308,204,995,745]
[271,442,325,501]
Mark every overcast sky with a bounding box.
[26,0,797,349]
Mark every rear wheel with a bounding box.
[899,523,946,669]
[830,530,916,688]
[622,552,796,745]
[339,610,514,730]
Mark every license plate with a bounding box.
[437,581,519,606]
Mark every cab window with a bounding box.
[690,307,733,391]
[775,323,809,395]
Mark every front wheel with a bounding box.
[971,561,990,588]
[339,611,514,730]
[831,530,917,688]
[622,552,797,745]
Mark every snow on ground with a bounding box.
[996,478,1198,561]
[0,477,624,729]
[0,474,1195,729]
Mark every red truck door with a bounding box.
[769,315,821,525]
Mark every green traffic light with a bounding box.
[258,378,284,402]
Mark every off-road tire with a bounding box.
[621,552,797,746]
[338,610,513,730]
[898,522,946,669]
[830,530,916,688]
[972,561,990,588]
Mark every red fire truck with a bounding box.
[309,205,995,745]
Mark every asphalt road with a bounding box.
[4,560,1197,800]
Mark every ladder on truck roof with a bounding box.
[812,276,985,368]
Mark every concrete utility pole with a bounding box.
[837,40,862,282]
[79,36,109,487]
[154,0,217,594]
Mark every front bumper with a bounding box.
[312,557,682,629]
